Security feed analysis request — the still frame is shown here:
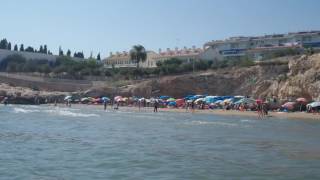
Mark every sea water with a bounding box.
[1,105,320,179]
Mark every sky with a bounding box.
[1,0,320,58]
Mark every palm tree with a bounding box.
[130,45,147,68]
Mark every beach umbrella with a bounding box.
[215,100,224,105]
[64,96,72,101]
[235,96,245,99]
[167,98,176,102]
[282,102,296,110]
[114,96,123,102]
[223,98,233,103]
[176,99,185,107]
[256,99,263,104]
[159,96,170,100]
[187,100,193,103]
[102,97,110,102]
[195,98,205,104]
[81,97,90,103]
[168,101,177,107]
[139,98,145,102]
[296,98,308,104]
[234,98,255,105]
[93,98,102,103]
[308,102,320,108]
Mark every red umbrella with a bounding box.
[256,99,263,104]
[175,99,185,107]
[296,98,308,104]
[282,102,296,110]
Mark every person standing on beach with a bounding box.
[191,100,195,113]
[138,100,141,111]
[103,99,108,110]
[154,100,159,112]
[67,99,71,107]
[3,97,8,106]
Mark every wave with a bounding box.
[45,109,100,118]
[189,120,239,127]
[13,107,40,114]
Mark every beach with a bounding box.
[51,104,320,121]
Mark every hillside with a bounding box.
[86,53,320,101]
[1,53,320,103]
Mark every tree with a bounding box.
[25,46,35,52]
[14,44,18,51]
[74,51,84,58]
[130,45,147,68]
[59,46,64,56]
[20,44,24,51]
[67,49,71,57]
[39,45,44,53]
[7,42,11,50]
[0,39,8,49]
[97,53,101,61]
[44,45,48,54]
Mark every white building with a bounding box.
[104,46,204,68]
[153,46,203,64]
[104,51,158,68]
[200,31,320,61]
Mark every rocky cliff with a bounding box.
[104,53,320,101]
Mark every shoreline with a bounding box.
[44,103,320,121]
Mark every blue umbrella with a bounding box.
[168,101,177,106]
[102,97,110,102]
[160,96,170,100]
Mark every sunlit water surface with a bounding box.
[1,105,320,179]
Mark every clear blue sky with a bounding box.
[1,0,320,58]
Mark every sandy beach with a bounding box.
[52,104,320,121]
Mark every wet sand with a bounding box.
[160,108,320,120]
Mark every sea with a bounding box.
[0,105,320,179]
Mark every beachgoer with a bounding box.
[191,100,195,113]
[186,102,189,112]
[3,97,8,106]
[67,99,71,107]
[114,101,119,110]
[154,100,159,112]
[262,103,268,116]
[104,100,107,110]
[257,102,264,119]
[138,100,141,111]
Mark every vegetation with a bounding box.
[130,45,147,68]
[262,48,302,60]
[0,55,103,78]
[0,37,88,58]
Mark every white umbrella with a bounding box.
[195,98,205,103]
[308,102,320,108]
[64,96,72,101]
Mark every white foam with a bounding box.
[13,107,40,114]
[45,109,100,118]
[189,120,239,127]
